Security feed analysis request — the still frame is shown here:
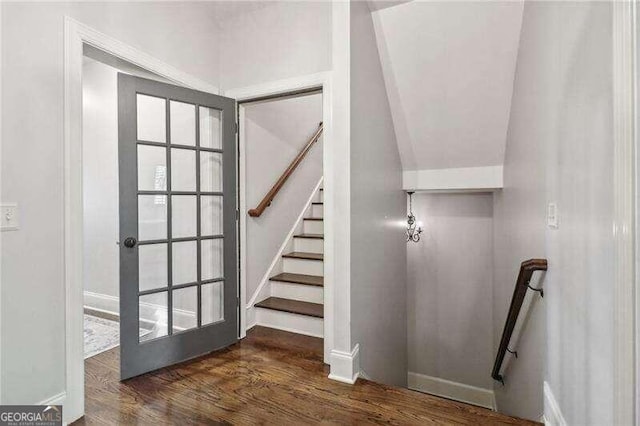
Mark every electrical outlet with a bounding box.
[1,203,19,231]
[547,202,558,229]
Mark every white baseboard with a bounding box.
[328,344,360,384]
[38,391,67,425]
[245,306,257,331]
[39,391,66,406]
[84,290,119,316]
[543,381,567,426]
[83,290,196,330]
[407,372,496,411]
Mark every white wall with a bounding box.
[349,1,407,387]
[494,2,615,423]
[542,3,614,424]
[218,1,332,91]
[0,1,221,404]
[244,94,323,300]
[82,59,119,301]
[408,193,494,391]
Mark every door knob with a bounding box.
[123,237,137,248]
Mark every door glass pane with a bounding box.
[170,101,196,146]
[137,94,166,143]
[201,196,223,236]
[172,286,197,332]
[138,195,167,241]
[201,239,223,281]
[138,243,167,292]
[200,152,223,192]
[171,196,196,238]
[172,241,197,285]
[202,281,223,325]
[171,149,196,191]
[139,291,168,342]
[199,106,221,149]
[137,145,167,191]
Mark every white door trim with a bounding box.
[63,16,219,424]
[0,0,3,406]
[225,72,335,364]
[613,2,636,425]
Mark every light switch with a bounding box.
[1,203,19,231]
[547,202,558,229]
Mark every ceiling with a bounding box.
[209,2,274,26]
[372,1,524,171]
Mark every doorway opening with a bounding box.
[81,42,239,382]
[81,48,173,360]
[237,90,325,355]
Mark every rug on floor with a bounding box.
[84,314,121,359]
[84,314,157,358]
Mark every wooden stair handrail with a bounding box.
[248,122,323,217]
[491,258,548,384]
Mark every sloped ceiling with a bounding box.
[372,1,523,171]
[244,93,323,147]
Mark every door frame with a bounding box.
[225,73,334,364]
[63,17,222,424]
[613,1,636,424]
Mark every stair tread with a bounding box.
[282,252,324,261]
[255,297,324,318]
[304,217,323,221]
[270,272,323,286]
[312,202,323,205]
[294,233,324,239]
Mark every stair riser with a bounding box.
[319,191,323,203]
[271,281,324,304]
[255,308,323,338]
[283,257,323,276]
[303,220,324,234]
[294,237,324,254]
[311,204,323,218]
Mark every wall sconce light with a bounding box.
[406,191,423,243]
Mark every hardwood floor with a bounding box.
[75,326,538,425]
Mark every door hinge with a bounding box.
[236,209,239,221]
[235,122,238,134]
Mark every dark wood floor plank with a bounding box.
[74,326,538,426]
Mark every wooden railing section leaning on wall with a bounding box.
[248,122,324,218]
[492,258,547,384]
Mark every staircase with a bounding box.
[253,187,324,337]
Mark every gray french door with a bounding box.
[118,74,237,380]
